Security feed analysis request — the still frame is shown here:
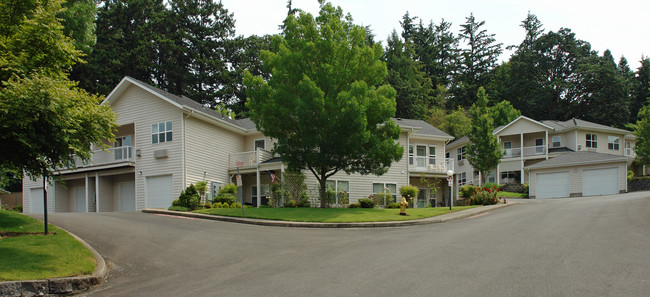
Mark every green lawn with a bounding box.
[193,206,479,223]
[0,209,96,281]
[496,191,528,198]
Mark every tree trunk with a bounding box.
[319,176,327,208]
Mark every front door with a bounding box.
[119,182,136,212]
[73,187,86,212]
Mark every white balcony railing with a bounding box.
[502,145,546,159]
[410,158,454,174]
[229,149,274,169]
[63,146,135,170]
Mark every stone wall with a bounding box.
[628,179,650,192]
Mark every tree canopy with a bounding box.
[0,0,116,182]
[466,87,502,184]
[244,1,403,207]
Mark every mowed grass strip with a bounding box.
[496,191,528,198]
[194,206,479,223]
[0,209,96,281]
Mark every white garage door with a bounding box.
[536,172,570,199]
[146,175,173,208]
[582,168,619,196]
[30,188,45,214]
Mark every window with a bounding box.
[152,121,172,144]
[535,138,544,154]
[326,180,349,204]
[416,145,426,167]
[608,136,620,150]
[373,183,397,202]
[586,133,597,148]
[254,139,265,150]
[503,142,512,157]
[408,145,413,165]
[552,136,561,147]
[457,146,465,161]
[445,152,450,159]
[114,135,132,160]
[429,146,436,166]
[625,141,632,156]
[458,172,467,186]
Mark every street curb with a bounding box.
[0,226,109,296]
[143,202,520,228]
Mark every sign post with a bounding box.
[446,170,454,211]
[236,166,243,215]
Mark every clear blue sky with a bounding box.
[221,0,649,69]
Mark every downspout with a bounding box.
[95,172,99,212]
[520,133,524,184]
[406,128,414,185]
[256,150,261,208]
[183,111,194,189]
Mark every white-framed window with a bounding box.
[586,133,597,148]
[552,136,561,147]
[416,145,426,167]
[326,180,349,204]
[535,138,544,153]
[608,136,620,150]
[114,135,132,160]
[408,145,413,165]
[152,121,172,144]
[429,145,436,166]
[254,139,265,150]
[625,141,632,156]
[373,182,397,202]
[457,147,465,161]
[458,172,467,186]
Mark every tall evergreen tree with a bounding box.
[455,13,503,107]
[579,50,629,127]
[631,57,650,123]
[383,31,434,120]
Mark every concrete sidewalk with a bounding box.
[143,201,520,228]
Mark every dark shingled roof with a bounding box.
[525,151,631,170]
[540,118,632,134]
[392,118,453,139]
[446,136,470,148]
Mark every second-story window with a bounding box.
[254,139,265,150]
[586,134,597,148]
[552,136,561,147]
[152,121,172,144]
[429,146,436,166]
[608,136,619,150]
[457,146,465,161]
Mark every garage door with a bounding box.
[582,168,618,196]
[146,175,173,208]
[536,172,570,199]
[119,182,136,212]
[30,188,44,214]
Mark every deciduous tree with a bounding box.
[244,1,403,208]
[466,87,502,184]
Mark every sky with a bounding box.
[220,0,650,69]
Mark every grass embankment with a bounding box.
[0,209,96,281]
[496,191,528,198]
[193,206,479,223]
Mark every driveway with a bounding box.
[35,192,650,296]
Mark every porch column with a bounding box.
[256,149,261,208]
[95,172,100,212]
[545,130,549,160]
[281,163,285,206]
[478,172,482,186]
[497,136,500,185]
[520,133,524,184]
[85,173,89,213]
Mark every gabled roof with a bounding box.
[525,151,632,170]
[446,136,470,149]
[492,115,554,135]
[103,77,254,133]
[393,118,453,140]
[540,118,633,135]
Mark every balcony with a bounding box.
[502,145,546,159]
[58,146,135,172]
[410,158,454,174]
[229,149,274,169]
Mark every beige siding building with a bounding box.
[23,77,455,213]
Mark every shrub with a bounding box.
[230,202,242,208]
[244,204,254,208]
[284,200,297,208]
[464,187,499,205]
[172,199,181,207]
[214,193,236,205]
[459,185,475,198]
[358,198,375,208]
[13,205,22,212]
[386,202,401,209]
[399,185,419,201]
[219,183,238,195]
[348,203,361,208]
[177,184,200,210]
[628,170,635,179]
[212,202,223,208]
[168,206,190,212]
[483,182,499,189]
[522,183,529,197]
[203,202,211,209]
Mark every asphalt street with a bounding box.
[35,192,650,297]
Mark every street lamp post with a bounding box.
[447,170,454,211]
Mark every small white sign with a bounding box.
[447,176,453,187]
[236,174,242,187]
[448,180,453,187]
